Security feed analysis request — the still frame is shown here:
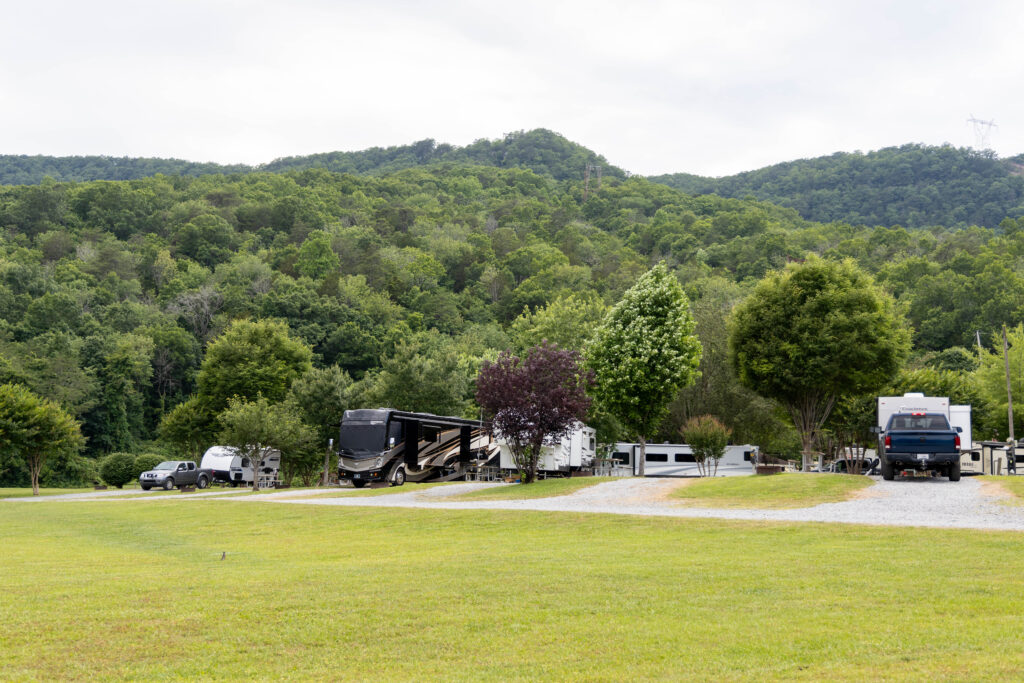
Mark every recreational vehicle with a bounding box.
[199,445,281,486]
[336,408,497,487]
[609,442,758,477]
[497,423,597,476]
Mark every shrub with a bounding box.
[681,415,732,477]
[133,453,165,480]
[100,452,137,488]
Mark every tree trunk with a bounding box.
[30,456,41,496]
[637,436,646,477]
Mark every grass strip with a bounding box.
[276,482,456,498]
[671,472,874,509]
[443,476,605,501]
[0,487,94,499]
[3,501,1024,680]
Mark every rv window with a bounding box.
[972,453,980,462]
[423,427,440,442]
[612,452,629,464]
[674,453,696,463]
[743,451,752,461]
[646,453,668,462]
[241,458,251,468]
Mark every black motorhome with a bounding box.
[336,409,496,487]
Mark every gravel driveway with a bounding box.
[256,476,1024,531]
[12,477,1024,531]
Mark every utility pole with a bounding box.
[1003,326,1015,444]
[322,438,334,487]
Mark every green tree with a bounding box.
[218,395,317,489]
[730,258,911,471]
[587,264,702,475]
[680,415,731,477]
[158,396,209,459]
[196,319,313,416]
[508,292,607,353]
[287,365,354,444]
[0,383,84,495]
[975,325,1024,440]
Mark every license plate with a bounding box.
[918,454,928,461]
[354,474,361,479]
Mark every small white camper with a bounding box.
[497,424,597,475]
[200,446,281,486]
[609,442,758,477]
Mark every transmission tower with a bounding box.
[583,163,602,200]
[967,114,997,149]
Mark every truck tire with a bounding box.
[141,485,151,491]
[881,460,895,481]
[949,462,961,482]
[163,478,175,491]
[391,467,406,487]
[352,480,367,489]
[197,475,209,489]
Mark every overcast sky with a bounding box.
[2,0,1022,177]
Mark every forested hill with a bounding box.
[0,129,625,186]
[0,155,252,186]
[650,144,1024,229]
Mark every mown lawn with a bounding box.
[0,487,95,499]
[2,498,1024,680]
[445,477,605,501]
[671,473,874,509]
[982,476,1024,504]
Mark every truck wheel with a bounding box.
[197,475,209,489]
[352,480,367,489]
[163,478,175,491]
[391,467,406,487]
[949,462,961,482]
[881,461,895,481]
[141,485,151,491]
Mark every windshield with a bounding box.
[339,422,387,454]
[154,461,176,470]
[889,414,950,430]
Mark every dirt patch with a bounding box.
[626,478,695,505]
[848,482,888,500]
[979,479,1015,501]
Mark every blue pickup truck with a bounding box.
[878,412,962,482]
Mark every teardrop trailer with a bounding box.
[336,409,498,488]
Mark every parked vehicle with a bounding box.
[609,443,758,477]
[199,445,281,487]
[336,409,497,488]
[877,412,962,481]
[827,457,879,475]
[139,461,212,490]
[497,423,596,476]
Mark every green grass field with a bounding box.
[445,477,605,501]
[0,487,95,499]
[672,473,873,509]
[3,496,1024,680]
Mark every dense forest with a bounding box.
[0,129,624,186]
[650,144,1024,229]
[4,133,1024,486]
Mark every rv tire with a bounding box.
[881,460,895,481]
[391,467,406,487]
[197,475,209,489]
[163,478,175,491]
[949,462,961,482]
[352,480,367,489]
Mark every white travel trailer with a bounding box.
[200,446,282,486]
[610,442,758,477]
[877,393,972,448]
[497,424,597,475]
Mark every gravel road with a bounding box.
[255,476,1024,531]
[12,476,1024,531]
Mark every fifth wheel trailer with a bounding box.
[610,443,759,477]
[497,424,597,475]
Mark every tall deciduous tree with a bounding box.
[587,263,702,475]
[476,343,592,484]
[196,318,313,416]
[730,257,910,471]
[0,383,84,495]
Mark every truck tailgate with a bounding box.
[889,431,957,453]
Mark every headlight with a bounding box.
[375,457,383,468]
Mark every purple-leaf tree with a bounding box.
[476,342,593,484]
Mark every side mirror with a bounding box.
[956,426,963,433]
